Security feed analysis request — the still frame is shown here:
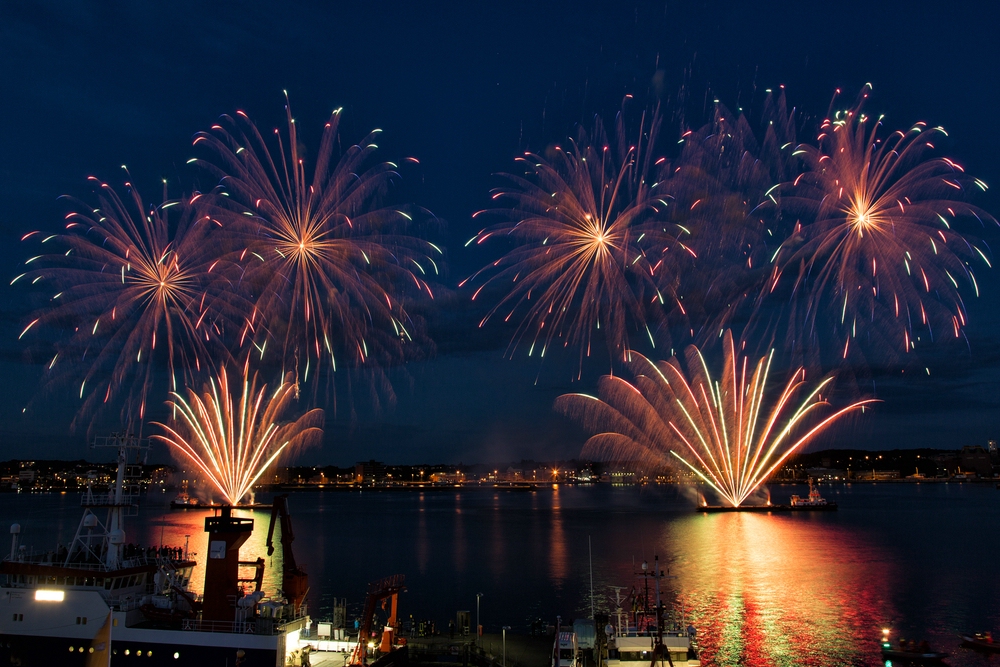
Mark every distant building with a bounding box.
[959,446,992,477]
[854,470,900,480]
[805,467,847,481]
[355,460,386,484]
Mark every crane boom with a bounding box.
[265,494,308,612]
[349,574,406,666]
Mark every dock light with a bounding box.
[34,589,64,602]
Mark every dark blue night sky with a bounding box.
[1,1,998,464]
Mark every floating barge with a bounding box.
[697,502,837,513]
[698,478,837,512]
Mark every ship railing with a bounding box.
[181,618,258,634]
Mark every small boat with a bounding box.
[880,633,948,663]
[789,478,835,509]
[960,632,1000,653]
[168,479,201,509]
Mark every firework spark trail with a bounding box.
[464,103,687,369]
[152,367,323,505]
[555,330,875,506]
[191,94,440,392]
[662,92,800,343]
[761,85,994,364]
[14,175,232,428]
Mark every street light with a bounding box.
[476,593,483,647]
[502,626,511,667]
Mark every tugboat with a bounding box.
[788,478,837,510]
[168,479,202,509]
[0,432,309,666]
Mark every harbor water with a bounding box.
[2,482,999,666]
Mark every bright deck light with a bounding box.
[35,589,65,601]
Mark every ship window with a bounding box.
[113,578,123,590]
[46,576,56,584]
[95,577,104,587]
[69,646,74,652]
[104,579,112,590]
[125,649,130,655]
[89,647,94,653]
[128,575,138,586]
[174,653,180,659]
[12,614,23,622]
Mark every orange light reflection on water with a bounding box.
[669,513,893,666]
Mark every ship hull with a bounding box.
[0,589,293,666]
[0,634,279,666]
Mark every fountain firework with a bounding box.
[556,330,875,507]
[152,367,323,506]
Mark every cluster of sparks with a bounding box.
[557,331,876,506]
[191,93,440,385]
[14,178,221,426]
[470,86,993,370]
[766,85,990,362]
[15,85,997,504]
[152,367,323,505]
[18,96,433,432]
[463,106,687,367]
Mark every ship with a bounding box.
[0,432,309,666]
[604,557,700,667]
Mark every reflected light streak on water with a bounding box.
[668,513,892,666]
[4,484,1000,666]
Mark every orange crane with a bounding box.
[348,574,406,666]
[265,494,309,612]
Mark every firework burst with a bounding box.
[662,92,800,342]
[191,94,439,392]
[465,105,688,369]
[556,330,874,507]
[14,175,229,427]
[764,85,993,363]
[152,367,323,505]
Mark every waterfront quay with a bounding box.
[301,633,563,667]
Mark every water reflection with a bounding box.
[453,493,466,574]
[667,513,893,666]
[140,506,283,601]
[549,485,567,584]
[416,493,429,575]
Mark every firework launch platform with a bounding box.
[696,503,838,512]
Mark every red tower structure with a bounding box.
[202,507,254,623]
